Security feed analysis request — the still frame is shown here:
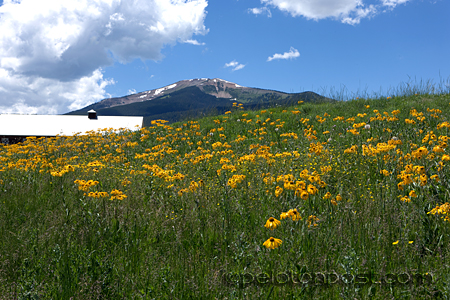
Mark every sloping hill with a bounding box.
[67,78,333,125]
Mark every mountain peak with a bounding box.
[111,78,247,107]
[180,77,242,88]
[69,77,331,117]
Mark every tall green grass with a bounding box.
[1,80,450,299]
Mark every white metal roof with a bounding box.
[0,114,143,136]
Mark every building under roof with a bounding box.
[0,110,143,144]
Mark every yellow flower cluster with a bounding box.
[177,180,202,196]
[428,203,450,222]
[309,141,324,156]
[330,194,342,206]
[362,143,397,156]
[87,191,109,198]
[2,96,450,253]
[280,132,298,139]
[263,209,303,250]
[437,121,450,130]
[280,209,302,221]
[110,189,127,200]
[397,164,430,191]
[347,128,360,135]
[87,160,105,168]
[344,145,358,154]
[50,164,76,177]
[303,127,317,141]
[227,175,246,188]
[411,146,429,159]
[267,169,326,200]
[263,207,322,249]
[74,179,99,191]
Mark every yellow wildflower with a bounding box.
[275,186,283,197]
[430,174,440,182]
[264,217,281,230]
[280,212,289,220]
[400,196,411,203]
[323,192,332,199]
[287,209,302,221]
[263,237,282,249]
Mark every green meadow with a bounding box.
[1,84,450,299]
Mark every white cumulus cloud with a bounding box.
[248,7,272,17]
[259,0,410,24]
[0,0,208,114]
[342,4,377,25]
[0,68,114,114]
[381,0,410,8]
[183,39,206,46]
[267,47,300,61]
[261,0,364,19]
[224,60,246,71]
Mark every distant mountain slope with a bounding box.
[66,78,334,125]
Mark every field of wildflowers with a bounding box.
[1,89,450,298]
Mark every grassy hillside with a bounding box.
[1,91,450,299]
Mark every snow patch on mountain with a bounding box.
[154,83,177,96]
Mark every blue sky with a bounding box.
[0,0,449,114]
